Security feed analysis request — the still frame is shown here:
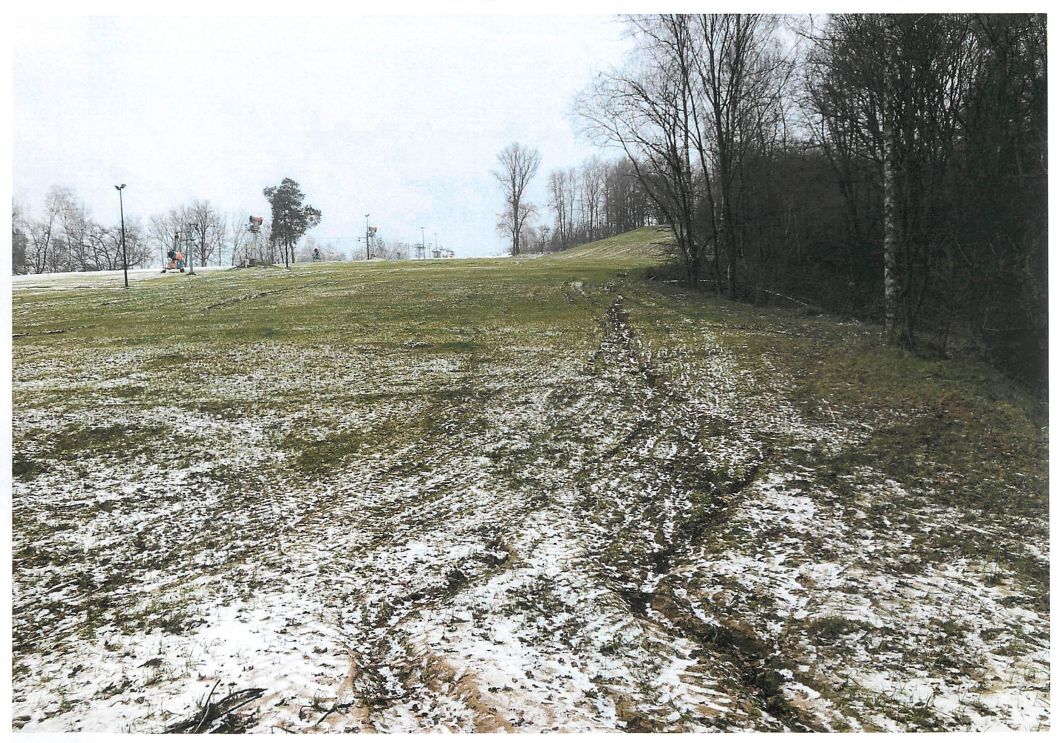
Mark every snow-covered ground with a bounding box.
[11,264,233,288]
[10,262,1049,732]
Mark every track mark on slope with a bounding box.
[571,294,815,730]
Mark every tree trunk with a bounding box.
[723,200,738,300]
[882,18,907,347]
[512,199,520,256]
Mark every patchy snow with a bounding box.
[11,271,1048,733]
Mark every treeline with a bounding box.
[578,14,1047,386]
[492,144,655,255]
[12,187,152,274]
[529,157,654,252]
[11,183,335,273]
[12,187,263,273]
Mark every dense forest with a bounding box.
[568,13,1046,388]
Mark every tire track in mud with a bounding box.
[272,289,815,732]
[13,279,810,732]
[289,287,783,731]
[14,263,1047,733]
[554,293,816,731]
[234,286,696,731]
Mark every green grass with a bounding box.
[13,227,1045,568]
[13,226,1046,549]
[11,226,1049,733]
[617,275,1046,597]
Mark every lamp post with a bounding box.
[420,226,425,260]
[114,184,128,288]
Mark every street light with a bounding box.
[365,213,371,260]
[114,184,128,288]
[420,226,425,260]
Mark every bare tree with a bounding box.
[547,169,570,249]
[604,158,652,235]
[686,13,791,298]
[808,13,984,348]
[184,200,227,267]
[579,14,790,292]
[22,186,89,273]
[119,220,152,268]
[12,201,30,275]
[259,222,275,264]
[564,167,578,246]
[147,213,180,269]
[544,157,650,251]
[24,193,61,275]
[54,189,91,272]
[577,16,708,285]
[579,156,608,242]
[493,142,542,256]
[228,211,252,266]
[85,222,116,270]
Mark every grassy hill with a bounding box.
[10,228,1048,732]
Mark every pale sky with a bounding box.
[12,11,635,258]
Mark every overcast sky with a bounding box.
[12,12,637,258]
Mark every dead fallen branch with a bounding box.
[164,683,266,734]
